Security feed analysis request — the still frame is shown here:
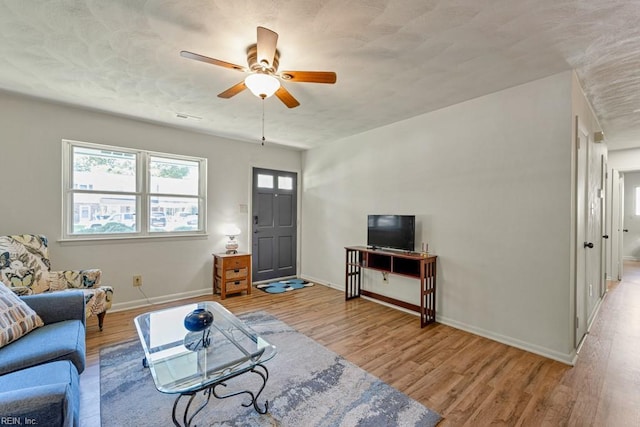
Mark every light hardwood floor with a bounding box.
[80,262,640,426]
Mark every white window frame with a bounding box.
[62,140,207,240]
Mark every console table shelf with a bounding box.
[345,246,437,327]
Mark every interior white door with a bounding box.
[611,169,621,281]
[575,120,588,347]
[600,156,608,297]
[585,138,602,327]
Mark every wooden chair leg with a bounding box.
[97,311,106,331]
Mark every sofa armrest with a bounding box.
[0,384,75,427]
[21,291,85,325]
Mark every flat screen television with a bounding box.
[367,215,415,251]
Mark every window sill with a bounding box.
[58,232,209,245]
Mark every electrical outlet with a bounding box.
[133,275,143,287]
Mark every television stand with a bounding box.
[344,246,437,327]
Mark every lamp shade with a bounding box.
[245,73,280,98]
[223,225,241,237]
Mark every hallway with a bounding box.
[569,260,640,425]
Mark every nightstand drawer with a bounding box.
[225,279,248,293]
[225,267,248,280]
[226,256,250,270]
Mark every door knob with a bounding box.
[602,235,609,239]
[623,229,629,232]
[584,242,594,248]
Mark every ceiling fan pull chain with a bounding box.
[261,97,266,146]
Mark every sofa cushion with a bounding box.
[0,319,85,375]
[0,360,79,427]
[0,282,43,349]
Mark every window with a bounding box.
[63,140,207,238]
[257,174,274,189]
[278,176,293,190]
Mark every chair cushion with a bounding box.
[0,235,51,295]
[0,283,43,349]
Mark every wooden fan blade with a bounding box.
[218,81,247,98]
[257,26,278,67]
[280,71,337,84]
[274,86,300,108]
[180,51,246,72]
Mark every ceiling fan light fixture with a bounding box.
[245,73,280,99]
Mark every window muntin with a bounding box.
[64,140,206,238]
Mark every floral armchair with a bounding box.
[0,234,113,330]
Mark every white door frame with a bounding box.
[619,174,625,279]
[611,169,622,280]
[575,118,589,347]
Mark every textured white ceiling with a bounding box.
[0,0,639,150]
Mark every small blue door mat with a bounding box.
[256,279,314,294]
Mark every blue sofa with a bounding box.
[0,291,86,427]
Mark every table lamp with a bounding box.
[224,225,241,254]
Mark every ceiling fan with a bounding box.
[180,26,337,108]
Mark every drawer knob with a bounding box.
[234,269,240,273]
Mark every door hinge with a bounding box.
[576,316,579,329]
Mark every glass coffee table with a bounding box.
[134,302,277,427]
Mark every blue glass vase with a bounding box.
[184,308,214,332]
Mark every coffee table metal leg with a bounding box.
[171,363,270,426]
[172,389,213,427]
[212,363,270,414]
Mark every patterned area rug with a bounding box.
[256,278,314,294]
[100,311,442,426]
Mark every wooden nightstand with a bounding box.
[213,253,252,299]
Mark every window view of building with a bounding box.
[64,141,206,237]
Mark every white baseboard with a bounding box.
[622,256,640,261]
[109,288,212,312]
[300,274,342,291]
[435,314,576,365]
[303,274,575,364]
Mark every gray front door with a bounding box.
[252,168,297,282]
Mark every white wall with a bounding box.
[622,171,640,259]
[0,91,301,309]
[301,71,579,362]
[609,149,640,172]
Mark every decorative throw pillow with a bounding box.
[0,282,44,349]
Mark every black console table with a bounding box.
[345,246,437,327]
